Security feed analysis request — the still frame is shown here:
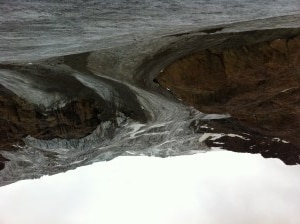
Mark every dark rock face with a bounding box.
[1,19,300,186]
[0,57,148,175]
[190,118,300,165]
[0,2,299,187]
[0,84,106,149]
[0,59,147,152]
[157,35,300,163]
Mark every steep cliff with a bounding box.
[0,60,147,172]
[0,84,105,145]
[1,20,300,186]
[157,35,300,161]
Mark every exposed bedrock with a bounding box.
[156,34,300,151]
[0,85,104,146]
[0,62,147,152]
[0,83,107,170]
[1,24,300,180]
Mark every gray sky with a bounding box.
[0,151,300,224]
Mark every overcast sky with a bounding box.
[0,150,300,224]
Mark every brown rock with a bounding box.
[0,84,105,150]
[157,35,300,147]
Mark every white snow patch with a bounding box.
[242,132,251,136]
[202,113,231,120]
[149,122,170,129]
[12,144,24,149]
[200,124,209,128]
[199,133,250,143]
[227,134,250,140]
[211,147,224,151]
[125,151,136,155]
[281,87,298,93]
[132,131,169,138]
[127,123,146,138]
[70,159,85,165]
[200,124,214,130]
[272,138,290,144]
[199,133,224,143]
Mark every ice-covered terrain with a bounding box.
[0,0,299,186]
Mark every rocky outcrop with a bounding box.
[0,84,106,150]
[0,56,148,154]
[157,35,300,161]
[190,117,300,165]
